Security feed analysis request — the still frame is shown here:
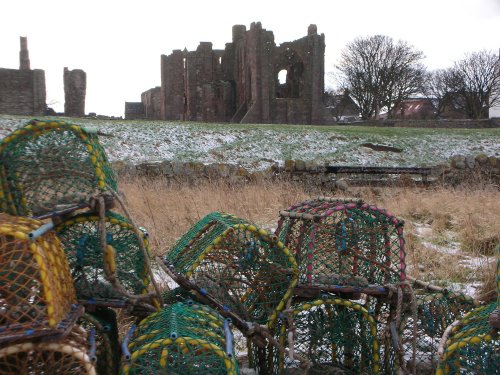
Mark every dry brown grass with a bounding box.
[119,177,499,302]
[119,177,309,252]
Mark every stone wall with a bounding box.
[144,22,334,125]
[0,68,46,115]
[345,119,500,128]
[124,102,145,119]
[112,154,500,188]
[141,87,161,119]
[64,67,86,117]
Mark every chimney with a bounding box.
[19,36,30,70]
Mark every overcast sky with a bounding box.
[1,0,499,117]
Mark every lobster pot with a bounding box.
[0,324,96,375]
[276,197,406,289]
[271,298,381,375]
[0,214,79,344]
[121,302,238,375]
[164,212,298,328]
[55,211,153,305]
[437,302,499,374]
[0,119,116,217]
[400,290,476,374]
[78,308,120,375]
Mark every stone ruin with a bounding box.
[0,37,46,116]
[64,67,86,117]
[126,22,334,124]
[0,37,86,117]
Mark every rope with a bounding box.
[385,281,417,375]
[90,193,159,311]
[105,186,164,305]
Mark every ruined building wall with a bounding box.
[64,67,86,117]
[0,37,46,116]
[161,50,185,120]
[154,23,333,124]
[0,68,46,115]
[124,102,144,119]
[141,87,161,119]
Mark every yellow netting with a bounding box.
[0,213,78,343]
[0,324,96,375]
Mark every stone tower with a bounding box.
[19,36,30,70]
[64,67,86,117]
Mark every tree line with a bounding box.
[330,35,500,120]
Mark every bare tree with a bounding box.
[423,69,452,118]
[444,50,500,119]
[336,35,426,120]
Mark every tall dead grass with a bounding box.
[119,177,499,302]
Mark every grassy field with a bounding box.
[1,114,499,171]
[121,176,499,302]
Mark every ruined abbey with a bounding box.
[126,22,334,124]
[0,37,86,117]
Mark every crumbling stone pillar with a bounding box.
[64,67,86,117]
[19,36,30,70]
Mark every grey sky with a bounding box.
[1,0,499,117]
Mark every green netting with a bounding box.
[162,287,196,305]
[436,245,500,374]
[55,211,152,304]
[78,308,121,375]
[436,302,499,374]
[400,290,475,374]
[276,197,406,289]
[121,302,238,375]
[270,298,380,374]
[0,119,116,217]
[164,212,298,328]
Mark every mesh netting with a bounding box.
[0,324,96,375]
[436,245,500,374]
[400,290,475,374]
[276,197,406,292]
[273,298,381,375]
[78,308,120,375]
[121,301,238,375]
[55,211,153,305]
[436,301,499,374]
[164,212,298,328]
[0,213,79,343]
[0,119,116,217]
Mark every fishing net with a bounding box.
[270,297,381,375]
[0,213,80,344]
[164,212,298,328]
[436,302,499,374]
[78,308,121,375]
[121,301,238,375]
[55,211,157,308]
[0,324,97,375]
[276,197,406,296]
[0,119,116,217]
[436,245,500,374]
[400,290,476,374]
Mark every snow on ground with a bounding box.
[1,115,499,171]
